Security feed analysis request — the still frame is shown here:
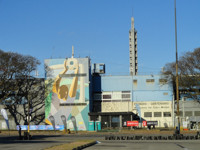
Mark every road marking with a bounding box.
[175,143,189,150]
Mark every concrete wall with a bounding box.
[92,74,174,128]
[101,101,173,127]
[175,100,200,129]
[0,104,45,130]
[92,76,132,92]
[93,74,173,102]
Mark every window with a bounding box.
[122,91,131,93]
[144,112,152,117]
[163,112,171,117]
[195,111,200,116]
[133,80,137,84]
[103,94,111,99]
[179,111,183,117]
[163,92,168,95]
[185,111,192,116]
[146,79,154,83]
[154,112,162,117]
[159,79,167,84]
[122,94,130,99]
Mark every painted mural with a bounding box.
[45,57,90,131]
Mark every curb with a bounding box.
[72,141,97,150]
[105,135,200,140]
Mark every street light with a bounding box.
[174,0,180,134]
[27,73,31,140]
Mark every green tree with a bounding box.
[162,48,200,101]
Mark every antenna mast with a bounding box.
[72,45,74,58]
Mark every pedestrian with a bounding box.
[18,125,22,140]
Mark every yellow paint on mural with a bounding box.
[45,119,52,125]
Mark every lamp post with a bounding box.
[27,73,31,139]
[174,0,180,134]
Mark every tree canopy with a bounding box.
[0,50,45,125]
[162,48,200,101]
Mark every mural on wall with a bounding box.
[45,57,90,131]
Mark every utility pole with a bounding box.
[174,0,180,134]
[27,72,31,139]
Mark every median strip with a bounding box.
[45,140,96,150]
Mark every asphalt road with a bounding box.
[0,134,103,150]
[0,134,200,150]
[85,140,200,150]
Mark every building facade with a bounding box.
[175,100,200,130]
[90,75,174,128]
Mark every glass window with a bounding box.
[163,92,168,95]
[111,115,120,128]
[133,80,137,84]
[163,112,171,117]
[179,111,183,117]
[185,111,192,116]
[144,112,152,117]
[103,95,111,99]
[122,91,131,93]
[195,111,200,116]
[154,112,162,117]
[101,115,110,128]
[159,79,167,84]
[122,94,130,99]
[146,79,154,83]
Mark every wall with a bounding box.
[45,58,90,131]
[92,74,174,127]
[101,101,173,127]
[93,75,173,102]
[92,76,132,92]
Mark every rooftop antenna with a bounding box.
[72,45,74,58]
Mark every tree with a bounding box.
[0,50,46,126]
[162,48,200,101]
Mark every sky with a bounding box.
[0,0,200,77]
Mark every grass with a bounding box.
[0,128,198,136]
[45,140,95,150]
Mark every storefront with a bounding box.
[88,112,139,129]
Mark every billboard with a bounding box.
[127,121,139,127]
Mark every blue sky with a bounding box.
[0,0,199,77]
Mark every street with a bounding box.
[0,134,200,150]
[85,140,200,150]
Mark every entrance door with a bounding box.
[111,115,120,128]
